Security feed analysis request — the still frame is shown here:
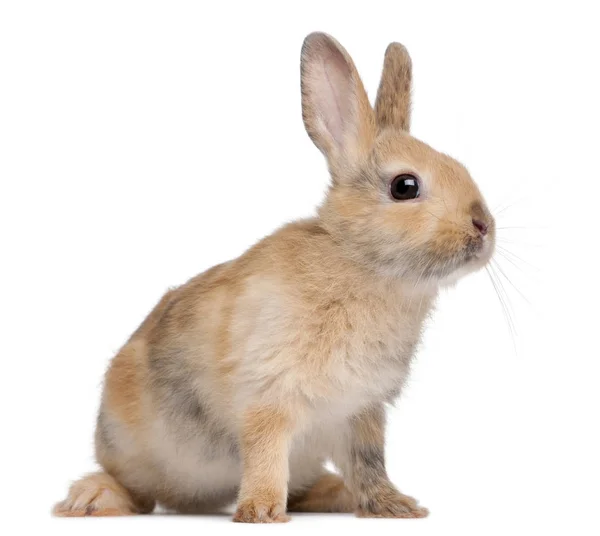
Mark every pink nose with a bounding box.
[472,218,488,236]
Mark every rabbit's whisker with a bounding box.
[496,237,542,248]
[486,264,517,353]
[423,209,443,223]
[495,245,539,271]
[495,225,546,230]
[494,249,526,273]
[491,257,530,305]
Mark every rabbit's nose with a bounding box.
[472,218,488,236]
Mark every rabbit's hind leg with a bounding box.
[287,472,354,513]
[53,471,155,517]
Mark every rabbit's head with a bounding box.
[302,33,494,285]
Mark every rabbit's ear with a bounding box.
[374,43,412,131]
[301,33,375,167]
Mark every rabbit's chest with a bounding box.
[235,278,433,419]
[298,296,426,417]
[330,328,416,409]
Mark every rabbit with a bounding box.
[53,32,495,522]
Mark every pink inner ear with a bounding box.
[311,50,353,150]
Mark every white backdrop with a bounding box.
[1,1,598,535]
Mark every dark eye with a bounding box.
[390,174,420,201]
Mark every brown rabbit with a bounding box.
[54,32,495,522]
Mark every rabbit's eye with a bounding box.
[390,174,420,201]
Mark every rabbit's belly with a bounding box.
[145,413,241,504]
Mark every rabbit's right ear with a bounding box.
[374,43,412,131]
[301,33,375,169]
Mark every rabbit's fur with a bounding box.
[54,33,495,522]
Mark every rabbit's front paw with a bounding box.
[233,497,290,523]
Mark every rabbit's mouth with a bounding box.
[458,233,495,270]
[435,253,493,288]
[424,232,495,286]
[465,233,494,262]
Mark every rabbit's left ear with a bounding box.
[301,32,375,169]
[375,43,412,132]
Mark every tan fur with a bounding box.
[336,404,429,518]
[233,407,293,523]
[102,341,145,429]
[53,472,154,517]
[288,473,354,513]
[55,33,494,522]
[375,43,412,131]
[301,32,376,174]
